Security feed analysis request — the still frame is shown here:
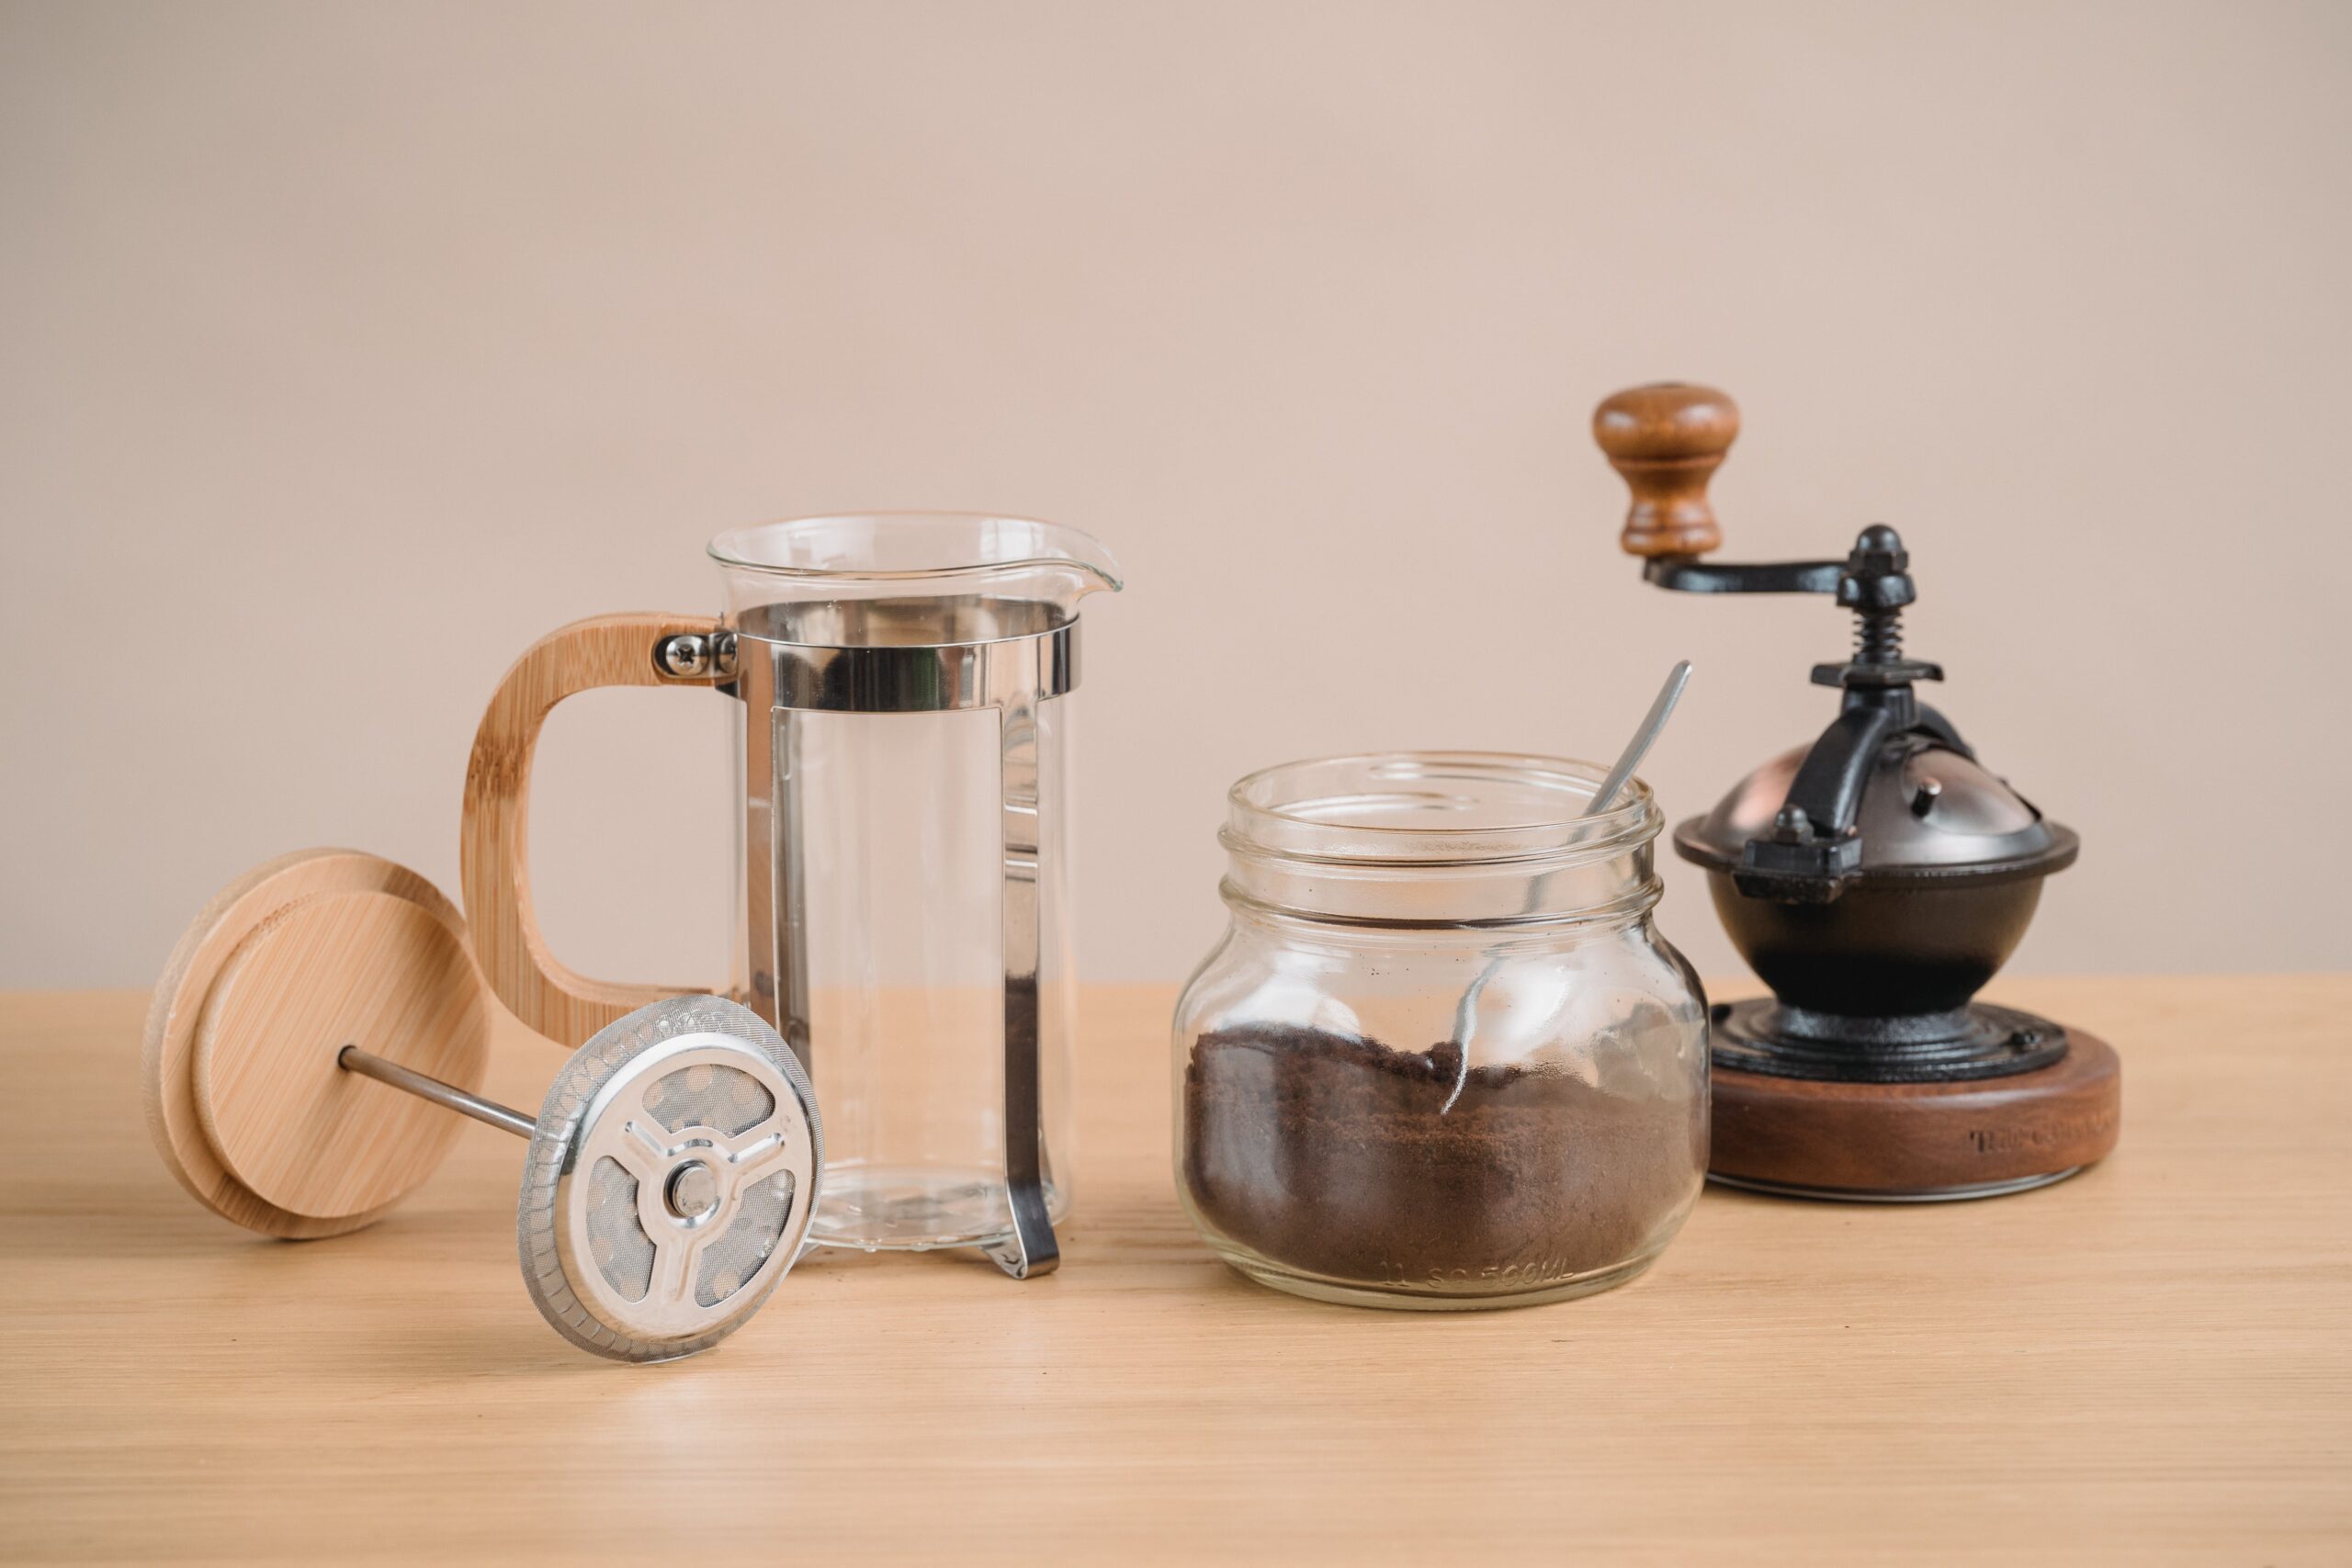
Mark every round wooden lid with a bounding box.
[145,851,491,1237]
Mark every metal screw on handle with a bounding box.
[655,631,737,681]
[336,1045,537,1138]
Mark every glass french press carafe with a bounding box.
[458,513,1122,1279]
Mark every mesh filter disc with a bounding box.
[517,997,822,1363]
[585,1157,657,1302]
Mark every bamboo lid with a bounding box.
[145,851,491,1236]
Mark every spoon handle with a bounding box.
[1587,660,1693,818]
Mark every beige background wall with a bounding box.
[5,0,2347,991]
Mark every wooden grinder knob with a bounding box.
[1593,383,1738,557]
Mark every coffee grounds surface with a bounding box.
[1183,1023,1698,1290]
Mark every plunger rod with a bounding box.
[337,1045,536,1138]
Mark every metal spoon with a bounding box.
[1583,660,1692,820]
[1441,660,1693,1109]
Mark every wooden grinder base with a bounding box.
[1707,1029,2121,1200]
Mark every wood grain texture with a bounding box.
[17,976,2351,1564]
[1709,1031,2122,1195]
[458,611,719,1048]
[193,888,490,1221]
[1593,381,1738,557]
[141,849,474,1240]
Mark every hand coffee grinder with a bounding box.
[1595,383,2120,1200]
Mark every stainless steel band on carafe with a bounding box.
[714,598,1085,1280]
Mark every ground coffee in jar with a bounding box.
[1170,751,1708,1308]
[1183,1023,1699,1293]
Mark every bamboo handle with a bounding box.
[459,612,725,1047]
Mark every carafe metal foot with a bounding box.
[993,693,1060,1280]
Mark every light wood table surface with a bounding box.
[3,976,2346,1564]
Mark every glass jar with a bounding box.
[1172,751,1708,1309]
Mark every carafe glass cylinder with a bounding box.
[710,514,1118,1271]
